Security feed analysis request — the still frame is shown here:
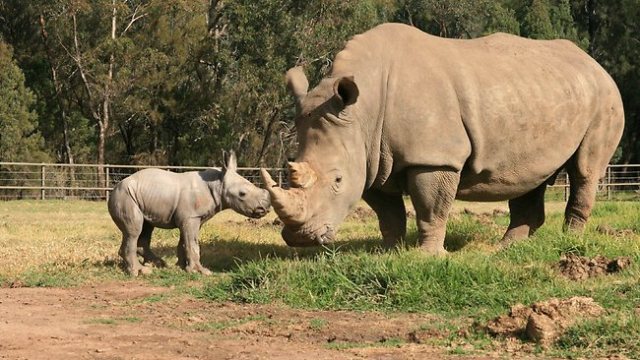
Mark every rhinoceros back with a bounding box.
[332,23,624,201]
[111,168,184,228]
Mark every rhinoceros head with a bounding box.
[261,67,366,246]
[221,151,271,219]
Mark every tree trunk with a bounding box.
[586,0,597,56]
[98,0,117,195]
[39,15,75,165]
[255,109,279,166]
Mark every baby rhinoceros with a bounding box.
[108,151,270,276]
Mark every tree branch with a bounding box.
[120,4,147,36]
[70,13,99,122]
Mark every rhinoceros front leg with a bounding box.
[362,189,406,249]
[501,183,546,246]
[406,167,460,255]
[178,219,212,275]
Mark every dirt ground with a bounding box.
[0,282,503,360]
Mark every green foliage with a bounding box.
[0,41,49,162]
[0,0,638,164]
[556,315,640,358]
[522,0,555,39]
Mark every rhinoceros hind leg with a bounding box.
[178,219,212,275]
[119,231,149,277]
[176,236,187,268]
[500,183,547,246]
[136,222,166,268]
[114,206,149,276]
[406,167,460,255]
[563,164,599,232]
[563,111,622,232]
[363,189,407,249]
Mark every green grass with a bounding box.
[325,337,405,350]
[84,316,143,325]
[309,318,328,330]
[1,199,639,357]
[192,315,267,333]
[555,315,640,358]
[85,317,118,325]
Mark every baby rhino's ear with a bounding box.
[222,150,237,173]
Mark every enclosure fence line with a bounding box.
[0,162,639,201]
[0,162,288,201]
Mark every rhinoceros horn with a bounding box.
[260,168,307,225]
[288,161,317,189]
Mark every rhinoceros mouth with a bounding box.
[249,207,270,219]
[281,224,335,247]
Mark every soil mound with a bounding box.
[557,253,631,280]
[485,296,603,346]
[595,224,635,237]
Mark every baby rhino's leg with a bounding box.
[136,222,166,268]
[178,219,212,275]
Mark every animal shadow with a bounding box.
[147,235,391,273]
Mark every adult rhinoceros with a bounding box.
[261,23,624,254]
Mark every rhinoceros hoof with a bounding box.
[144,257,167,268]
[139,265,154,276]
[421,245,448,257]
[185,265,213,276]
[126,264,153,277]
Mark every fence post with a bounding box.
[564,173,569,202]
[607,166,612,200]
[105,166,110,202]
[41,164,46,200]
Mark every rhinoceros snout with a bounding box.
[251,205,269,219]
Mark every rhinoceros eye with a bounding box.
[239,190,246,198]
[335,176,343,184]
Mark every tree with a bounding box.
[0,40,49,162]
[522,0,555,39]
[393,0,519,38]
[1,0,638,166]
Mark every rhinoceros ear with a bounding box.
[333,75,359,107]
[286,67,309,109]
[222,150,237,173]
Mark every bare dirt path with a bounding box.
[0,282,495,360]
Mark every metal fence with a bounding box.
[550,165,640,201]
[0,162,288,201]
[0,162,638,201]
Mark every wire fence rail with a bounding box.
[0,162,639,201]
[0,162,288,201]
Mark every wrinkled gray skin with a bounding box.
[109,152,270,276]
[262,23,624,254]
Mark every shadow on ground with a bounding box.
[99,212,499,274]
[104,231,483,273]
